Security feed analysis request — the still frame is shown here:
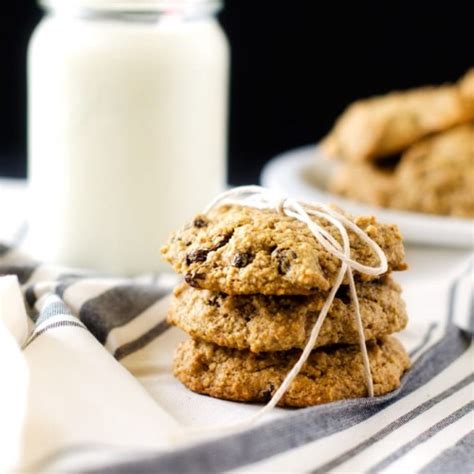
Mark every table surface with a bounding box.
[1,177,473,473]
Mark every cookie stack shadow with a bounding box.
[161,205,411,408]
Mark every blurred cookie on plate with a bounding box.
[458,68,474,113]
[392,123,474,217]
[328,123,474,217]
[329,160,396,208]
[322,69,474,163]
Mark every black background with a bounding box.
[0,1,472,184]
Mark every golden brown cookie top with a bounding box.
[173,336,411,407]
[168,277,408,352]
[161,204,407,295]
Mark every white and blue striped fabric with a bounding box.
[0,200,473,472]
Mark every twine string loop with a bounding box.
[179,185,389,437]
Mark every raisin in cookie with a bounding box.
[173,337,410,407]
[322,69,474,163]
[168,277,407,352]
[161,205,407,295]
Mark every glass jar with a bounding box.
[27,0,229,274]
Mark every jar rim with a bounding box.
[39,0,222,13]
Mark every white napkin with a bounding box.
[0,243,473,472]
[0,277,29,473]
[0,277,179,472]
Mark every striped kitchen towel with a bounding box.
[0,235,473,473]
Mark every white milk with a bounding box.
[27,1,229,274]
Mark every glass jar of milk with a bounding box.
[27,0,229,274]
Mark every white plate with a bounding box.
[261,145,474,248]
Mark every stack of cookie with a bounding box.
[324,68,474,217]
[161,204,411,407]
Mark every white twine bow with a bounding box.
[174,185,388,440]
